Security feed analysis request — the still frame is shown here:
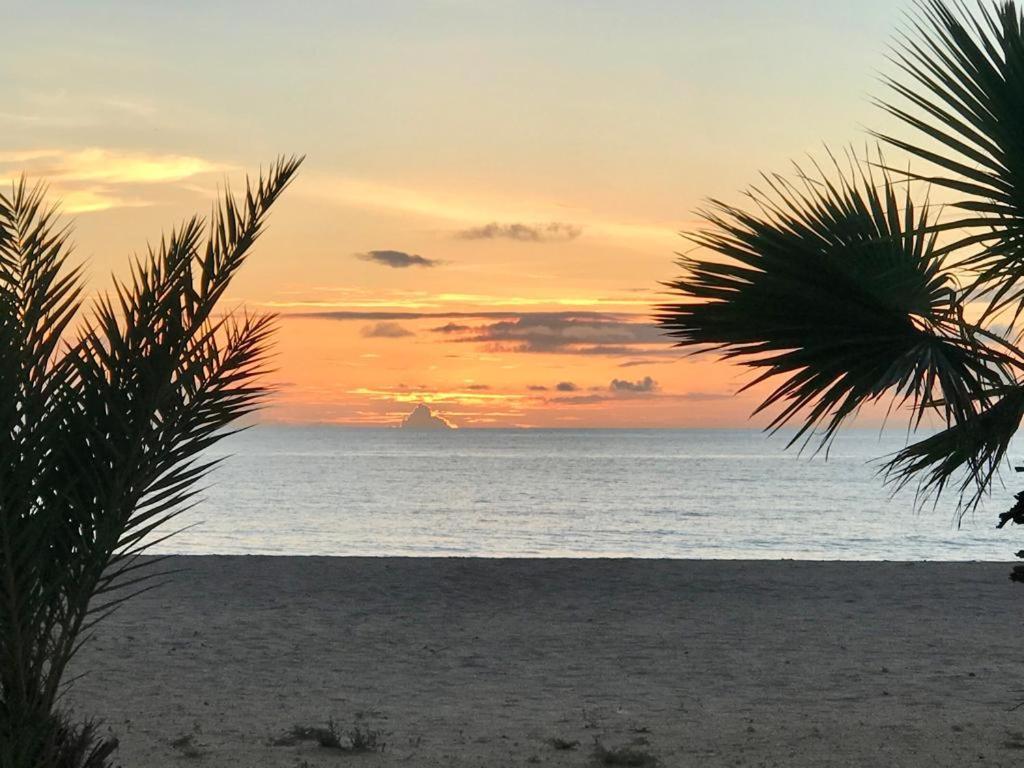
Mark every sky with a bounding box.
[5,0,912,428]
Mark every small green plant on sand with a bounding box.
[272,720,384,753]
[169,733,206,759]
[591,739,658,767]
[549,737,581,751]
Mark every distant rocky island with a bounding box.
[400,403,455,430]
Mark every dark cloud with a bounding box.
[556,381,579,392]
[610,376,658,393]
[431,322,472,333]
[361,321,415,338]
[291,310,674,358]
[455,222,582,243]
[460,314,666,355]
[548,377,657,405]
[527,385,549,392]
[356,250,440,268]
[466,384,491,391]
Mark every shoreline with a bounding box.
[70,557,1024,767]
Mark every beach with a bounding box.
[68,557,1024,767]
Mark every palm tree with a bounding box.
[0,155,302,766]
[658,1,1024,533]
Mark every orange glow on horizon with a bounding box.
[3,0,914,428]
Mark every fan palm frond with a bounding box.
[877,0,1024,318]
[659,0,1024,563]
[884,383,1024,508]
[657,155,1005,447]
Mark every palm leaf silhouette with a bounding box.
[659,158,1008,449]
[659,0,1024,516]
[877,0,1024,318]
[0,156,302,766]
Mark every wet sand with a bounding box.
[67,557,1024,767]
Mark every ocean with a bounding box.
[161,426,1024,560]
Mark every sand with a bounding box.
[65,557,1024,767]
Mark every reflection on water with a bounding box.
[157,427,1024,560]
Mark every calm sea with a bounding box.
[160,426,1024,560]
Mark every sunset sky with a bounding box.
[6,1,909,427]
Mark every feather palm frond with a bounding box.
[0,156,302,766]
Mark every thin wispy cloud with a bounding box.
[355,250,440,269]
[289,309,644,321]
[547,381,726,406]
[350,387,524,405]
[0,89,163,135]
[0,113,86,128]
[266,292,653,311]
[0,148,221,185]
[455,222,582,243]
[548,393,610,405]
[618,358,681,368]
[100,97,158,119]
[0,148,224,213]
[548,344,680,357]
[678,391,733,401]
[59,190,151,215]
[301,174,681,244]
